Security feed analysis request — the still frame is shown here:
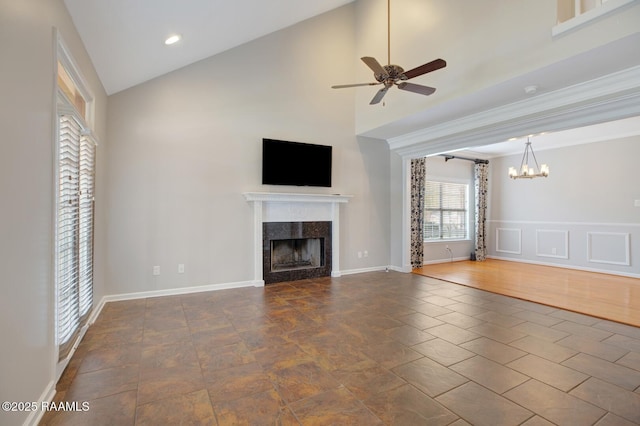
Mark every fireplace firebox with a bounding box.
[263,221,331,284]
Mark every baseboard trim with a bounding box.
[23,380,56,426]
[423,256,470,265]
[387,265,413,273]
[488,255,640,279]
[340,266,390,275]
[101,280,262,304]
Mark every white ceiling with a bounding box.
[63,0,355,95]
[63,0,640,154]
[458,115,640,158]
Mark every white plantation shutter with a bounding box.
[424,181,468,240]
[56,113,95,358]
[78,134,95,317]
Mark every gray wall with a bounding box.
[105,5,392,296]
[0,0,107,424]
[488,137,640,276]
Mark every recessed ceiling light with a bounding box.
[164,34,181,45]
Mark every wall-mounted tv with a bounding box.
[262,138,332,187]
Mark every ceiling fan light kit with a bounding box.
[331,0,447,105]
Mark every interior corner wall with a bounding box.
[487,137,640,276]
[0,0,108,424]
[104,3,391,296]
[389,151,406,270]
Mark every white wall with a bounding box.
[104,5,391,296]
[488,137,640,276]
[0,0,107,424]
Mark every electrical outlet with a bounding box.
[178,264,185,273]
[153,266,160,276]
[635,199,640,207]
[364,250,368,258]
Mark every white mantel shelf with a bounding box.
[243,192,353,203]
[243,192,352,286]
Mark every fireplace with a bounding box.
[244,192,352,286]
[263,221,331,284]
[271,238,324,271]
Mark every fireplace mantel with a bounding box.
[243,192,352,204]
[243,192,352,286]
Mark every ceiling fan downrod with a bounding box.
[330,0,447,105]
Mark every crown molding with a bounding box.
[387,65,640,158]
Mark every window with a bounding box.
[57,61,86,119]
[554,0,635,36]
[55,34,96,361]
[424,180,468,241]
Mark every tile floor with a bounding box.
[41,272,640,425]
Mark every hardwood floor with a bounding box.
[414,259,640,327]
[41,271,640,425]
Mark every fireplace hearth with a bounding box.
[263,221,331,284]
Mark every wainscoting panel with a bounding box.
[587,232,630,266]
[496,228,522,254]
[536,229,569,259]
[487,220,639,278]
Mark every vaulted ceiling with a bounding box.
[63,0,355,95]
[63,0,640,154]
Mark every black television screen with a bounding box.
[262,139,332,187]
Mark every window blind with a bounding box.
[424,180,468,240]
[78,134,95,318]
[56,114,95,359]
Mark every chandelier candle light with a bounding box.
[508,138,549,179]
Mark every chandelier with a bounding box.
[508,138,549,179]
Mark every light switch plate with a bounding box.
[635,199,640,207]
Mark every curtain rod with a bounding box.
[438,154,489,165]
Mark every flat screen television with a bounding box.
[262,138,332,187]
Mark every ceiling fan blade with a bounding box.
[402,58,447,80]
[331,82,380,89]
[361,56,387,77]
[370,86,390,105]
[397,82,436,96]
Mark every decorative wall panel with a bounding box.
[587,232,630,266]
[536,229,569,259]
[496,228,522,255]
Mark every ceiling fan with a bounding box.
[331,0,446,105]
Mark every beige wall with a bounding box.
[2,0,638,421]
[0,0,107,424]
[104,5,391,296]
[353,0,640,134]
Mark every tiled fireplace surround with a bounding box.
[244,192,352,286]
[263,221,332,284]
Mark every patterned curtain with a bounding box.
[410,158,426,269]
[474,162,489,261]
